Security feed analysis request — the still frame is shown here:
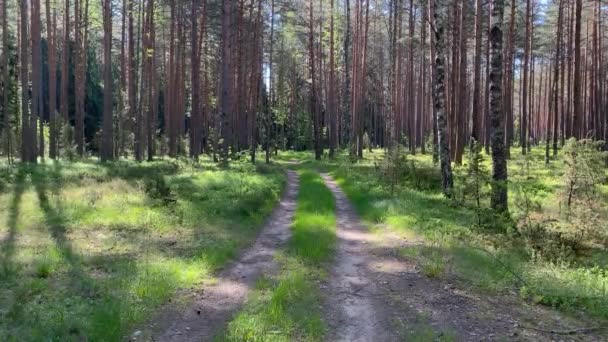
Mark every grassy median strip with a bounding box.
[220,170,336,341]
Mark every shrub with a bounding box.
[560,138,608,248]
[143,175,176,205]
[519,221,580,263]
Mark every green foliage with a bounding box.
[143,174,175,205]
[561,139,607,209]
[59,122,78,160]
[560,139,608,248]
[0,158,285,341]
[376,148,442,194]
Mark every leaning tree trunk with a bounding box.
[432,0,453,198]
[489,0,508,212]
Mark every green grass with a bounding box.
[0,157,285,341]
[281,147,608,321]
[219,170,336,341]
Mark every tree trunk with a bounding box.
[309,0,320,160]
[2,0,10,161]
[521,0,531,154]
[75,0,88,158]
[343,0,351,148]
[147,0,156,161]
[329,0,337,159]
[60,0,69,128]
[100,0,113,161]
[429,0,438,162]
[504,0,514,158]
[471,0,483,144]
[46,0,57,159]
[219,0,233,165]
[432,0,453,197]
[20,0,32,162]
[552,0,563,157]
[489,0,508,212]
[31,0,41,161]
[572,0,582,139]
[190,0,201,160]
[266,0,275,163]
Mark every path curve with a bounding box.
[321,173,394,342]
[141,170,299,342]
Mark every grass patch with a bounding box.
[0,157,285,341]
[219,170,336,341]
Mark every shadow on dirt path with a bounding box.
[139,170,299,342]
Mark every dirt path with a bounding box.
[138,170,299,342]
[321,173,395,341]
[321,173,604,342]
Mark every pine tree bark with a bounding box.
[190,0,201,160]
[146,0,156,161]
[2,0,10,161]
[60,0,69,126]
[489,0,508,212]
[328,0,337,159]
[266,0,275,163]
[309,0,321,160]
[46,0,58,159]
[407,0,415,154]
[572,0,582,138]
[429,0,438,162]
[521,0,531,154]
[471,0,483,143]
[20,0,32,162]
[100,0,113,161]
[31,0,41,160]
[343,0,351,147]
[129,0,140,160]
[219,0,233,165]
[74,0,88,157]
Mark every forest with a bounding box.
[1,0,608,340]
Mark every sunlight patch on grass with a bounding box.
[0,158,285,340]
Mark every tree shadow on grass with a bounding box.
[30,163,87,281]
[0,166,27,277]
